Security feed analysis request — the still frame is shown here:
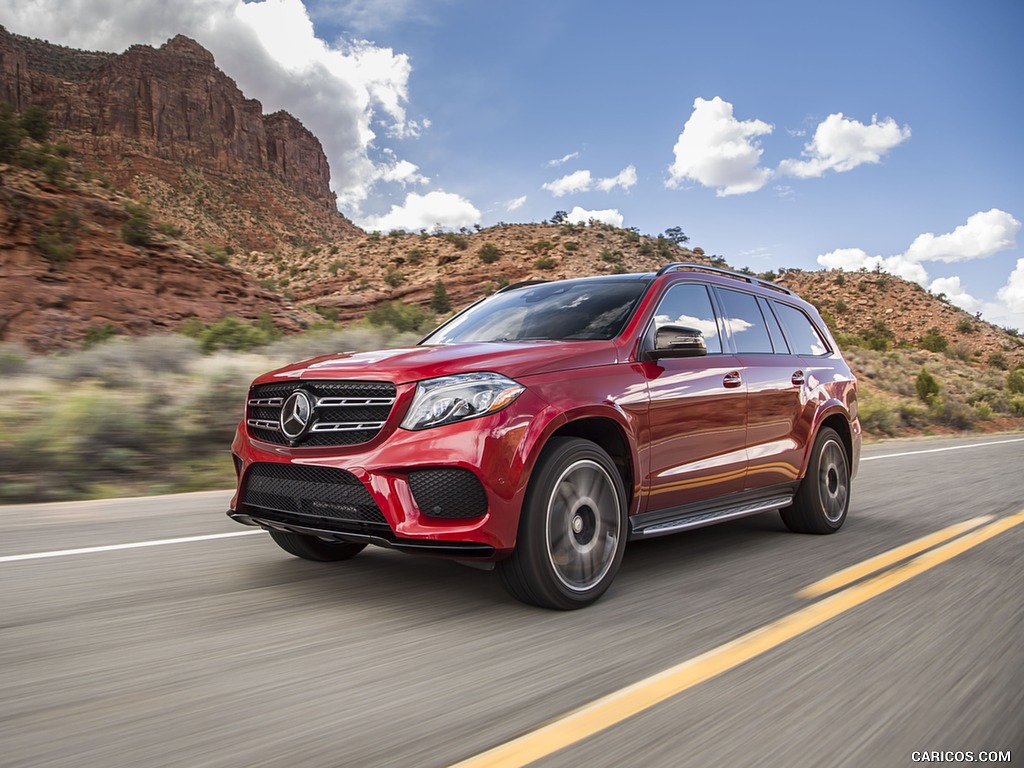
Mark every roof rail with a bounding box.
[496,279,550,294]
[656,262,793,296]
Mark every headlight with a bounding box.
[400,372,525,431]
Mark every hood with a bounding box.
[256,341,620,386]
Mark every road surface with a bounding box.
[2,434,1022,767]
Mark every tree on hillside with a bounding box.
[431,280,451,314]
[663,226,689,245]
[551,210,568,225]
[19,105,50,143]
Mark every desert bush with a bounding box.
[535,256,555,270]
[856,392,899,436]
[366,301,434,333]
[383,267,405,288]
[181,315,279,353]
[1008,367,1024,394]
[918,327,948,353]
[987,351,1008,370]
[916,368,939,403]
[122,204,153,246]
[431,280,451,314]
[442,232,469,250]
[477,243,501,264]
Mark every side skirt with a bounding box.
[629,487,796,540]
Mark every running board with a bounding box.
[630,495,793,539]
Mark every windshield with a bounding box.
[422,278,651,344]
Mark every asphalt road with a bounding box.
[2,434,1022,768]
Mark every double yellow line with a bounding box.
[453,509,1024,768]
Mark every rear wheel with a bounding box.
[268,529,367,561]
[498,437,627,609]
[781,427,850,534]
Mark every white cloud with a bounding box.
[818,210,1020,286]
[817,248,930,284]
[666,96,773,196]
[566,206,623,227]
[542,170,593,197]
[818,210,1024,328]
[997,258,1024,313]
[548,151,580,167]
[5,0,422,210]
[372,155,427,185]
[543,165,636,197]
[779,113,910,178]
[595,165,638,192]
[356,190,480,232]
[928,276,981,312]
[904,209,1021,264]
[506,195,527,211]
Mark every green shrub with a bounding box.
[122,204,153,246]
[0,101,25,162]
[956,317,976,334]
[19,105,50,142]
[180,315,278,353]
[82,323,118,348]
[1008,367,1024,394]
[535,256,555,270]
[857,393,899,436]
[916,368,939,403]
[366,301,434,333]
[477,243,501,264]
[383,267,405,288]
[987,351,1008,370]
[918,327,948,353]
[443,232,469,250]
[430,280,451,314]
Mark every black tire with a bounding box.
[497,437,627,610]
[781,427,850,534]
[268,529,367,561]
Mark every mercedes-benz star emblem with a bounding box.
[280,390,314,441]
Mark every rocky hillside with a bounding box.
[0,25,357,253]
[0,156,312,351]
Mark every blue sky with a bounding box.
[6,0,1024,328]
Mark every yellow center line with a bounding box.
[796,514,994,598]
[451,509,1024,768]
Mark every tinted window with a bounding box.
[717,289,773,354]
[772,302,830,356]
[423,279,650,343]
[758,296,790,354]
[650,283,723,354]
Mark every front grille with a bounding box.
[246,380,396,446]
[241,462,390,533]
[408,468,489,519]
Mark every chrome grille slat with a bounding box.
[245,380,396,447]
[310,421,387,433]
[315,397,396,407]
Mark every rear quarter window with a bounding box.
[771,301,831,356]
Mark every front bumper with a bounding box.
[228,389,553,559]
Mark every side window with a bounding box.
[757,296,790,354]
[771,301,830,356]
[716,289,773,354]
[651,283,723,354]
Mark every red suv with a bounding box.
[229,263,860,609]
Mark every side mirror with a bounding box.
[646,325,708,361]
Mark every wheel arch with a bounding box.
[547,415,637,514]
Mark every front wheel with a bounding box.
[781,427,850,534]
[268,529,367,561]
[497,437,627,610]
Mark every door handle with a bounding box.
[723,371,742,388]
[791,370,805,386]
